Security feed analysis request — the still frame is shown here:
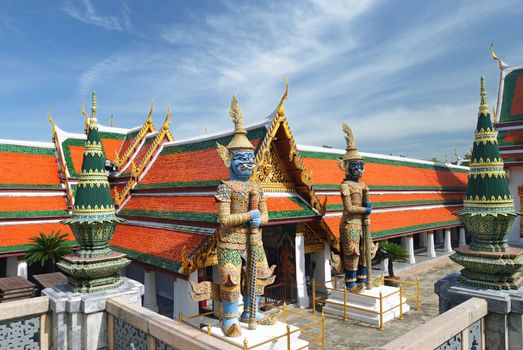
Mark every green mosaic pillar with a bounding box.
[450,77,523,290]
[57,92,130,293]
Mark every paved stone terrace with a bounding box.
[286,256,461,350]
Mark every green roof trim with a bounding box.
[119,209,218,222]
[326,199,463,211]
[0,210,69,219]
[98,131,127,140]
[371,219,462,239]
[500,68,523,123]
[135,180,222,190]
[0,184,62,189]
[269,197,317,219]
[0,144,55,156]
[313,184,467,191]
[110,245,181,272]
[502,157,523,163]
[0,241,79,254]
[497,130,523,146]
[300,151,469,173]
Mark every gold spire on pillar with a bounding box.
[479,76,489,115]
[490,43,507,71]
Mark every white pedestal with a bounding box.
[322,285,410,325]
[205,321,309,350]
[43,277,144,350]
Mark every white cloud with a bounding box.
[63,0,130,31]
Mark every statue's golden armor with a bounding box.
[339,180,371,271]
[215,180,275,302]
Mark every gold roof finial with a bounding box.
[147,99,154,124]
[47,111,57,133]
[490,43,507,71]
[277,77,289,118]
[109,114,114,127]
[81,102,89,133]
[492,107,498,124]
[161,104,172,130]
[479,76,489,115]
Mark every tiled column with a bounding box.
[444,228,453,253]
[173,271,198,319]
[419,232,428,248]
[143,268,158,312]
[427,231,437,258]
[403,235,416,264]
[459,227,467,247]
[295,233,309,308]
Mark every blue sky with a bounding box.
[0,0,521,160]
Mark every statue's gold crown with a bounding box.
[341,123,362,161]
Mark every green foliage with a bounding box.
[376,241,409,277]
[26,231,74,272]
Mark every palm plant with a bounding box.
[376,241,409,278]
[26,231,74,273]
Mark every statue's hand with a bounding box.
[365,202,372,215]
[250,209,261,228]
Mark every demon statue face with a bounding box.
[347,160,364,181]
[230,150,255,181]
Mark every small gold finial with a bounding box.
[492,107,498,124]
[91,91,97,120]
[490,43,507,71]
[147,100,154,124]
[162,104,172,129]
[47,111,57,133]
[81,102,89,133]
[479,76,489,115]
[109,114,114,127]
[277,77,289,117]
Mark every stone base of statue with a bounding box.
[322,285,410,325]
[204,321,309,350]
[43,277,144,350]
[436,272,523,350]
[450,246,523,290]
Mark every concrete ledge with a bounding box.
[0,296,49,322]
[381,297,487,350]
[107,296,230,350]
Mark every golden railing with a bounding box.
[179,302,325,350]
[311,274,420,331]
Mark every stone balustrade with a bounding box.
[0,296,51,350]
[380,297,487,350]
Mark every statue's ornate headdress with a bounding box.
[337,123,363,171]
[217,95,255,167]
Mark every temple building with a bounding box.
[0,85,470,316]
[492,48,523,245]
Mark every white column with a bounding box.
[444,228,453,253]
[427,231,437,258]
[6,256,18,277]
[312,242,332,289]
[459,227,467,247]
[419,232,428,248]
[17,258,27,279]
[295,234,309,308]
[173,271,198,319]
[404,235,416,264]
[143,268,158,312]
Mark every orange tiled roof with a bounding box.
[0,223,73,251]
[0,196,67,212]
[319,192,464,208]
[0,152,61,186]
[124,195,217,213]
[302,157,467,189]
[324,206,462,239]
[110,224,208,270]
